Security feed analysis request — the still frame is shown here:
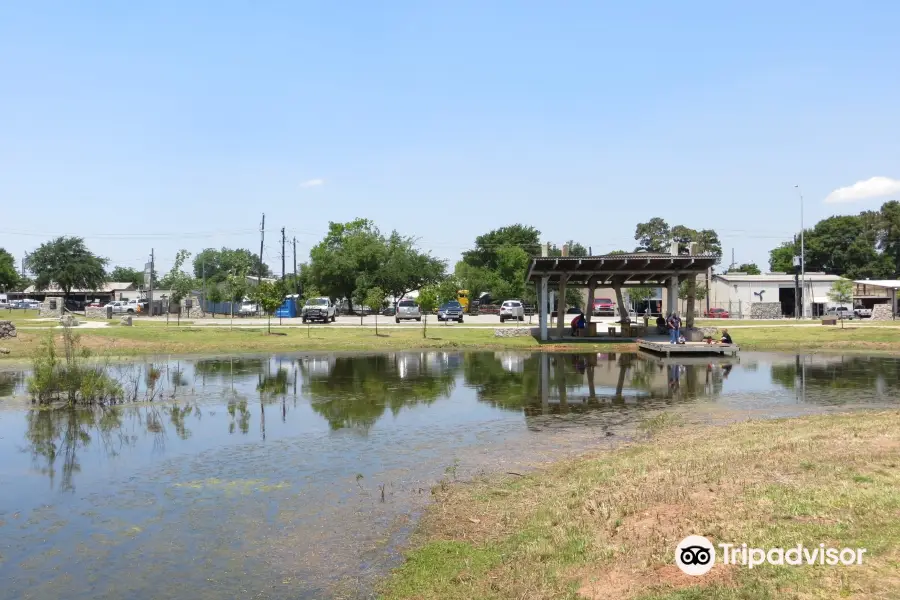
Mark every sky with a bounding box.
[2,1,900,277]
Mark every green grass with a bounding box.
[0,325,631,361]
[4,319,900,362]
[380,411,900,600]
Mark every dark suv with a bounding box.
[437,301,464,322]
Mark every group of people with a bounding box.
[654,312,734,345]
[568,309,734,345]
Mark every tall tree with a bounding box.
[26,237,108,305]
[108,266,144,287]
[308,219,386,313]
[0,248,19,292]
[192,248,271,282]
[634,218,671,253]
[730,263,761,275]
[375,232,446,304]
[461,225,541,270]
[250,280,284,334]
[877,200,900,273]
[769,241,797,272]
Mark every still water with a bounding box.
[0,351,898,599]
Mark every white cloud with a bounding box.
[824,176,900,204]
[300,178,325,188]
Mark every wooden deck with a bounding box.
[637,339,740,357]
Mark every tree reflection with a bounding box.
[0,371,25,397]
[24,406,125,492]
[771,356,900,398]
[193,358,266,384]
[304,354,457,432]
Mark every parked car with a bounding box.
[825,306,854,320]
[499,300,525,322]
[301,297,336,323]
[592,297,615,316]
[437,301,464,323]
[105,300,137,314]
[854,307,872,319]
[704,307,730,319]
[395,299,422,323]
[381,305,396,317]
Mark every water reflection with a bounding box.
[302,354,456,432]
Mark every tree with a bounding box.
[827,279,853,329]
[26,237,107,306]
[730,263,761,275]
[878,200,900,272]
[629,287,655,309]
[375,232,446,305]
[363,287,386,335]
[192,248,271,282]
[769,241,797,272]
[206,283,224,317]
[461,224,540,271]
[634,218,671,253]
[250,280,284,334]
[108,266,144,287]
[0,248,19,292]
[417,285,439,338]
[308,219,386,314]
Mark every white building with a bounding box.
[709,272,843,318]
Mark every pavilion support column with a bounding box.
[556,275,569,339]
[585,279,596,332]
[613,280,627,323]
[668,276,679,315]
[539,276,549,341]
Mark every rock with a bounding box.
[0,320,17,339]
[494,327,538,338]
[750,302,782,319]
[58,315,79,327]
[683,327,718,341]
[871,303,894,321]
[120,316,133,326]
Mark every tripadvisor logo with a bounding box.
[676,536,867,575]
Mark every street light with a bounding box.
[794,185,806,318]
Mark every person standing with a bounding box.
[667,312,681,344]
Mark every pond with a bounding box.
[1,351,898,599]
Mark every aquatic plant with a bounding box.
[27,325,123,406]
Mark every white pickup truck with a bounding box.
[301,297,336,323]
[106,300,139,314]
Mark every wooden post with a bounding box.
[539,276,549,341]
[556,276,569,339]
[585,279,595,334]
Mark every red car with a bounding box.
[704,308,730,318]
[592,297,615,316]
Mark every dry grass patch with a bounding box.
[380,411,900,600]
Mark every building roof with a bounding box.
[714,273,843,283]
[525,253,718,286]
[23,281,137,294]
[852,280,900,289]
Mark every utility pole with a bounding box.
[149,248,155,316]
[281,227,286,280]
[730,248,735,271]
[292,237,297,276]
[258,213,265,287]
[795,186,806,319]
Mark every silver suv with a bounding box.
[395,299,421,323]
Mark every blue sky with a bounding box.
[2,1,899,276]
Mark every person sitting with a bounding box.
[720,329,733,345]
[656,315,667,334]
[570,313,586,336]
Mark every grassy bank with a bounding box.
[381,411,900,599]
[0,326,630,360]
[2,322,900,361]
